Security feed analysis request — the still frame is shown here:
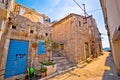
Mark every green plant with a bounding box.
[52,42,59,50]
[40,67,47,73]
[44,38,59,60]
[42,61,56,67]
[44,38,59,52]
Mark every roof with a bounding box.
[52,13,84,27]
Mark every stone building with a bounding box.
[0,1,51,80]
[13,2,51,23]
[52,13,90,63]
[87,16,102,58]
[52,13,102,64]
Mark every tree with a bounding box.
[44,38,59,60]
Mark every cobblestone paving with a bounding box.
[49,52,120,80]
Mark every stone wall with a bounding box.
[52,14,102,63]
[13,2,50,23]
[52,16,76,63]
[9,13,51,65]
[72,15,90,63]
[52,13,90,63]
[0,13,51,79]
[87,16,102,57]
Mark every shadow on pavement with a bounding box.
[102,52,120,80]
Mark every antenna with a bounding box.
[72,0,89,24]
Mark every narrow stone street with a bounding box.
[49,52,120,80]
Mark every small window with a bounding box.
[60,44,64,50]
[79,21,81,27]
[45,33,48,36]
[12,25,16,29]
[45,19,48,22]
[30,30,34,34]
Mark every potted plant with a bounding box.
[32,42,38,49]
[41,61,57,75]
[42,61,56,67]
[40,67,47,77]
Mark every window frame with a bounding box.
[60,44,64,50]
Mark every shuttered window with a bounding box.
[60,44,64,50]
[38,41,46,54]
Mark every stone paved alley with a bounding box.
[49,52,120,80]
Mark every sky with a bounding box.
[16,0,110,48]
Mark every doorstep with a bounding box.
[38,66,76,80]
[38,62,89,80]
[38,72,58,80]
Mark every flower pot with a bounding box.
[40,67,47,77]
[45,64,57,75]
[32,42,38,49]
[41,72,46,77]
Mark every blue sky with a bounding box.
[16,0,110,48]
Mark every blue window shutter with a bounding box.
[38,41,46,54]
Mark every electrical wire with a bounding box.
[73,0,84,11]
[72,0,101,15]
[72,0,89,16]
[86,9,101,13]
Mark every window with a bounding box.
[60,44,64,50]
[12,25,16,29]
[45,33,48,36]
[79,21,81,27]
[38,41,46,54]
[30,30,34,34]
[39,16,44,24]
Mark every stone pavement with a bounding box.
[48,52,120,80]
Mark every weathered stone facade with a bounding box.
[0,12,51,79]
[0,1,51,79]
[52,13,90,64]
[87,16,102,57]
[52,13,102,64]
[13,2,50,23]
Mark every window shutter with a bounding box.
[38,41,46,54]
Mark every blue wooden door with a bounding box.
[5,40,29,78]
[38,41,46,54]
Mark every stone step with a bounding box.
[55,59,68,63]
[56,61,70,66]
[39,72,58,80]
[57,63,74,71]
[53,57,67,60]
[53,56,75,72]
